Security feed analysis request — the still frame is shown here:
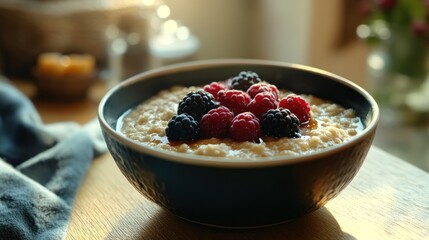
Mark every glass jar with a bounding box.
[367,23,429,125]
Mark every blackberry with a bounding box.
[177,90,218,120]
[261,108,301,138]
[166,113,200,141]
[230,71,261,91]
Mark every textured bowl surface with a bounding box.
[98,59,379,228]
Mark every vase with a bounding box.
[367,24,429,125]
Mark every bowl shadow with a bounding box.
[106,204,356,240]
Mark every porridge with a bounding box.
[119,72,364,159]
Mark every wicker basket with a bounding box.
[0,0,150,78]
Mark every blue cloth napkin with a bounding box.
[0,79,107,239]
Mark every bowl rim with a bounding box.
[98,58,380,168]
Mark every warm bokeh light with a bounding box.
[111,38,127,55]
[372,20,390,40]
[127,32,141,45]
[157,4,170,19]
[162,19,178,34]
[356,24,370,39]
[367,53,384,71]
[141,0,156,6]
[176,26,190,40]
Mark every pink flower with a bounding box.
[376,0,396,10]
[359,0,372,16]
[411,20,428,36]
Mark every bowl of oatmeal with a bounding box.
[98,59,379,228]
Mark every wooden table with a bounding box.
[64,147,429,240]
[14,80,429,240]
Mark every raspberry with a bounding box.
[230,71,261,91]
[261,109,300,138]
[246,82,279,99]
[203,82,227,100]
[279,94,311,125]
[229,112,261,142]
[166,113,200,141]
[177,90,218,120]
[247,92,278,119]
[217,89,251,115]
[200,106,234,138]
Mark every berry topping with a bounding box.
[217,89,251,115]
[261,109,300,138]
[247,92,278,119]
[177,90,218,120]
[164,70,312,143]
[229,112,261,142]
[230,71,262,91]
[246,82,279,99]
[203,82,227,100]
[166,113,200,141]
[279,94,311,125]
[200,106,234,138]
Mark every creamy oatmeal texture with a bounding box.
[119,86,364,159]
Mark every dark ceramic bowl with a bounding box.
[98,59,379,228]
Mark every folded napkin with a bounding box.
[0,79,107,239]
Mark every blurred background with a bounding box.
[0,0,428,171]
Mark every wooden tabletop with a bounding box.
[64,147,429,240]
[13,80,429,240]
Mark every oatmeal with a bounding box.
[119,85,364,159]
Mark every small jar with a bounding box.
[35,53,96,100]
